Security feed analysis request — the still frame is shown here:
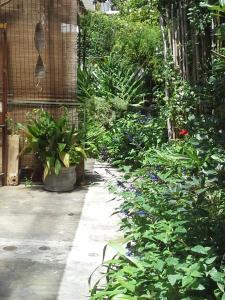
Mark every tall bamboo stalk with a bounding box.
[160,15,175,141]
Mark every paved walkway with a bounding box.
[0,160,121,300]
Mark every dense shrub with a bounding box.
[90,139,225,299]
[98,113,167,168]
[78,2,225,299]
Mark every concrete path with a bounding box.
[0,160,121,300]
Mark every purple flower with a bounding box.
[126,249,132,257]
[136,210,147,217]
[149,173,159,182]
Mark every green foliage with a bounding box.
[113,0,158,23]
[98,113,167,168]
[19,109,86,178]
[83,121,107,158]
[188,3,212,34]
[90,139,225,299]
[201,1,225,14]
[78,55,147,125]
[80,12,120,61]
[112,21,161,67]
[153,62,200,128]
[209,53,225,121]
[81,2,225,298]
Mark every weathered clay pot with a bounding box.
[43,166,76,192]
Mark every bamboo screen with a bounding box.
[0,0,80,170]
[0,29,3,114]
[0,0,79,121]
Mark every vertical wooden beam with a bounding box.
[2,26,8,186]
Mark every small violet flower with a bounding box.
[148,173,159,182]
[126,249,133,257]
[136,210,147,217]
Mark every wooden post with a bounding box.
[1,24,8,186]
[7,135,19,185]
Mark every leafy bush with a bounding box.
[98,113,167,168]
[78,55,147,126]
[81,2,225,299]
[90,139,225,299]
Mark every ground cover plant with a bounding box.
[78,1,225,299]
[89,138,225,299]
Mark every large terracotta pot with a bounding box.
[43,166,76,192]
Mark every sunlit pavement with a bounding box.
[0,159,121,300]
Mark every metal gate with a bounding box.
[0,23,8,186]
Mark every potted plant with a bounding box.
[19,109,86,192]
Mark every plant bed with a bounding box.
[90,140,225,299]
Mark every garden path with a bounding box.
[0,160,121,300]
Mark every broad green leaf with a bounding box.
[210,268,224,283]
[60,152,70,168]
[166,257,179,266]
[75,146,87,159]
[117,278,136,293]
[112,295,134,300]
[206,256,217,265]
[182,275,195,287]
[108,240,142,268]
[218,283,225,293]
[167,274,182,286]
[43,165,49,180]
[154,259,165,272]
[46,157,53,170]
[58,143,66,153]
[27,124,39,138]
[54,159,62,175]
[192,283,205,291]
[211,155,224,162]
[191,245,210,255]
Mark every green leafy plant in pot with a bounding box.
[19,109,87,192]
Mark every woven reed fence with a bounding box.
[0,0,81,173]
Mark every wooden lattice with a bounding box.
[0,0,82,175]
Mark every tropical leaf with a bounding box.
[59,152,70,168]
[74,146,88,160]
[54,159,62,175]
[58,143,66,153]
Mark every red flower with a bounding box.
[179,129,189,136]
